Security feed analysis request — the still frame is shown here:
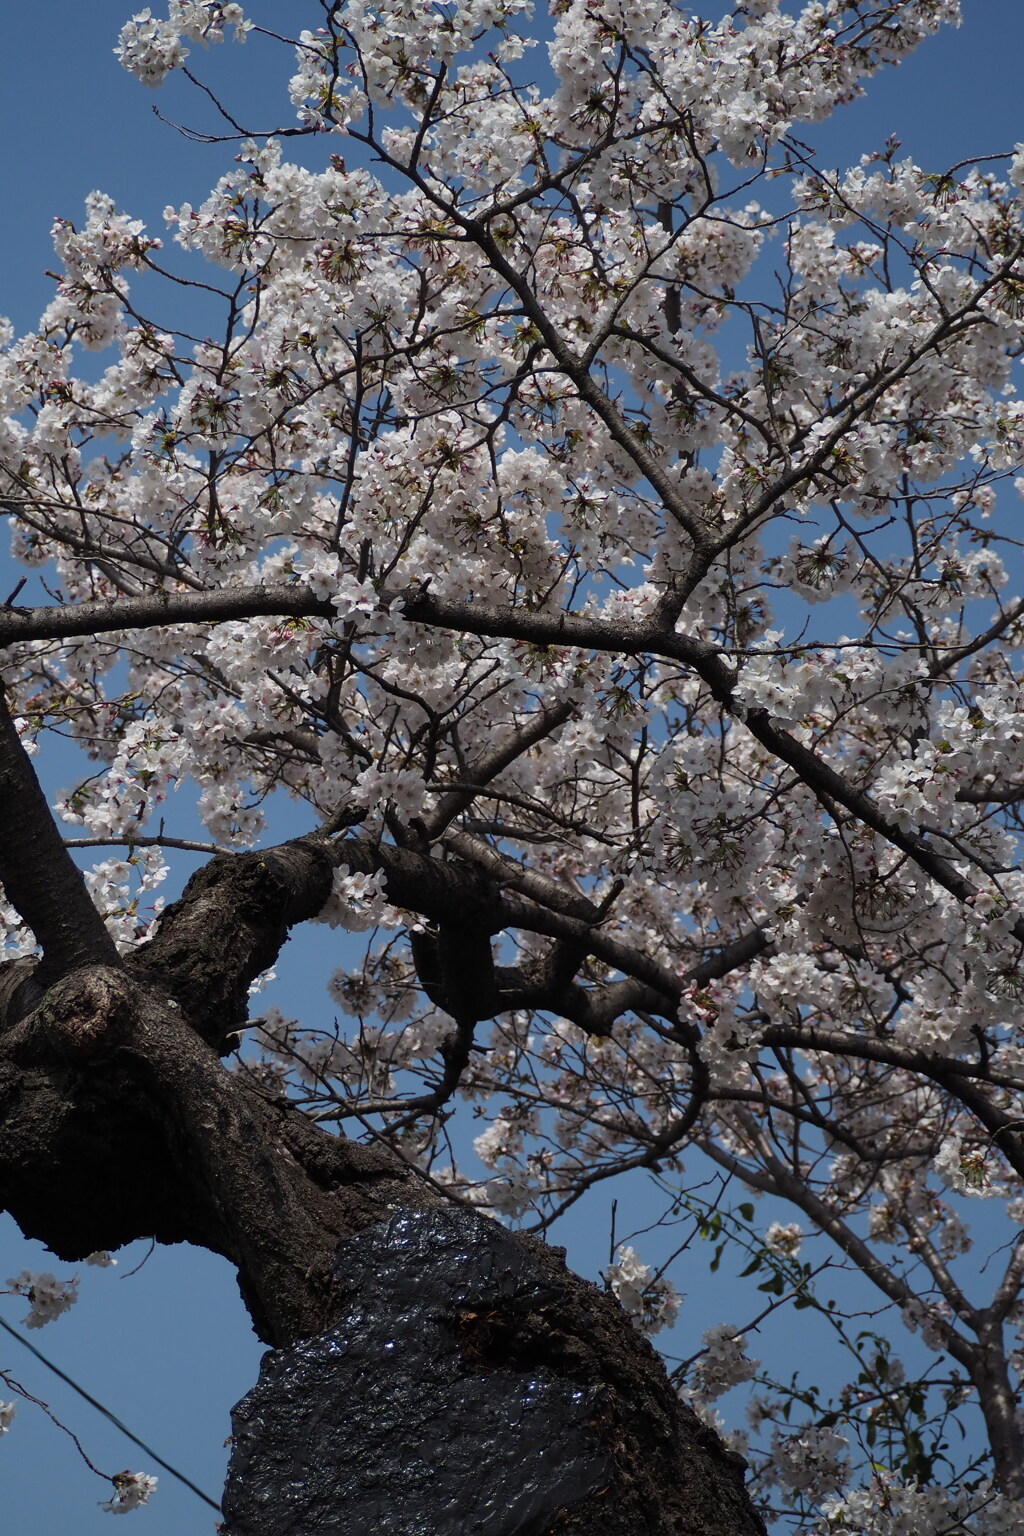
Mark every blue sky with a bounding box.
[2,3,1024,1531]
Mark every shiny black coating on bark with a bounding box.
[220,1206,610,1535]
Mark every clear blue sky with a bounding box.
[2,4,1024,1531]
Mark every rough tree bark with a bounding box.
[0,690,765,1534]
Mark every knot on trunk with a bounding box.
[35,966,138,1060]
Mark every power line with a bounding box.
[0,1313,222,1512]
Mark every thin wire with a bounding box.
[0,1313,222,1512]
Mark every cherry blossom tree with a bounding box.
[2,0,1024,1529]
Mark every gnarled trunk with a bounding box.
[0,853,764,1535]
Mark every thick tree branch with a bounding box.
[0,686,120,987]
[442,829,615,923]
[129,840,336,1049]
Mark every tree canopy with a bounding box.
[3,1,1024,1530]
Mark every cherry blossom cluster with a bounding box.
[602,1244,681,1336]
[116,3,250,88]
[100,1471,158,1515]
[684,1323,760,1406]
[5,1269,79,1328]
[816,1478,1024,1536]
